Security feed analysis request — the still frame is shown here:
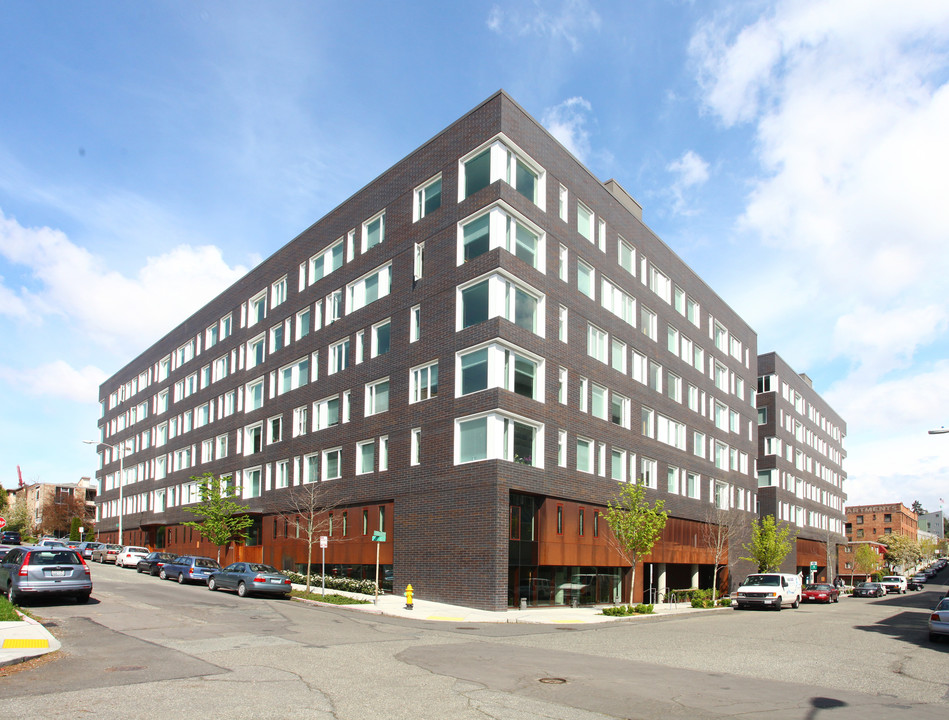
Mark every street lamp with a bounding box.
[929,427,949,435]
[84,439,126,546]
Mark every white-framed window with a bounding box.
[667,372,682,403]
[656,413,686,450]
[275,460,289,489]
[379,436,388,471]
[457,272,544,336]
[356,439,375,475]
[277,357,309,395]
[245,378,264,412]
[247,334,265,369]
[370,319,391,358]
[243,467,262,499]
[362,211,385,253]
[611,448,627,481]
[410,361,439,403]
[640,305,657,341]
[212,355,228,383]
[414,241,425,280]
[365,377,390,416]
[270,321,286,354]
[649,266,671,304]
[558,244,568,281]
[309,238,344,285]
[667,466,680,494]
[693,430,706,458]
[558,366,568,404]
[248,291,267,326]
[157,355,171,382]
[591,383,608,421]
[456,341,543,401]
[268,415,283,444]
[271,276,287,308]
[296,306,311,341]
[577,259,595,299]
[457,203,544,271]
[558,428,567,467]
[196,403,210,428]
[155,389,169,414]
[411,427,421,466]
[455,411,543,467]
[576,437,594,473]
[674,286,686,316]
[640,457,657,489]
[611,393,631,428]
[601,278,635,327]
[618,237,635,276]
[558,305,568,342]
[347,262,391,315]
[459,136,545,209]
[293,406,308,438]
[558,184,568,221]
[410,305,420,343]
[579,377,589,413]
[302,452,319,484]
[686,472,700,499]
[641,406,654,438]
[244,423,263,455]
[577,201,593,242]
[597,218,606,252]
[322,448,342,481]
[328,338,350,375]
[667,325,679,355]
[215,433,228,459]
[175,339,195,367]
[205,322,219,349]
[325,289,342,325]
[587,323,608,364]
[314,395,344,431]
[413,174,442,221]
[611,339,627,374]
[687,297,700,327]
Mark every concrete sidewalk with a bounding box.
[0,612,61,668]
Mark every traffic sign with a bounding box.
[810,561,818,571]
[0,517,6,529]
[320,535,328,549]
[371,531,386,542]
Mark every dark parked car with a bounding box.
[802,583,839,603]
[159,556,221,584]
[0,546,92,604]
[207,563,292,598]
[1,530,21,545]
[852,582,887,598]
[136,551,178,576]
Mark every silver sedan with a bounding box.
[207,562,292,598]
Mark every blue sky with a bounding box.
[2,1,949,514]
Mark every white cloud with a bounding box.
[666,150,710,215]
[0,209,248,353]
[0,360,106,404]
[541,97,593,162]
[487,0,601,53]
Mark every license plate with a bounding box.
[51,570,65,577]
[270,579,281,583]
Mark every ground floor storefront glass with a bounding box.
[508,566,623,607]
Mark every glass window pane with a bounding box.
[513,288,536,332]
[424,178,442,215]
[514,223,537,266]
[513,356,534,398]
[459,418,487,462]
[461,349,489,395]
[512,422,534,464]
[515,160,536,203]
[462,281,490,328]
[465,150,491,197]
[463,215,491,261]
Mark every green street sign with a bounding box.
[810,561,818,570]
[372,531,386,542]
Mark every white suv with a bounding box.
[880,576,907,594]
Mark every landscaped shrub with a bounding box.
[601,603,654,616]
[285,571,377,596]
[717,596,733,607]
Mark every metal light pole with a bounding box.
[84,439,125,546]
[928,427,949,435]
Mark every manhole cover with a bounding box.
[555,627,578,631]
[455,626,480,630]
[105,666,145,672]
[539,677,567,684]
[42,621,58,628]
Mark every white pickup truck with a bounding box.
[879,575,907,594]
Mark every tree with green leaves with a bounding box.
[5,499,31,536]
[604,481,668,604]
[911,500,926,516]
[183,473,253,563]
[852,543,881,584]
[877,533,920,573]
[0,486,8,515]
[741,515,794,572]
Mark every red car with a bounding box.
[802,583,840,603]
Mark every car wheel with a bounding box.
[208,578,217,591]
[177,572,185,584]
[792,596,800,609]
[159,569,167,580]
[237,582,248,598]
[930,632,939,643]
[136,565,143,573]
[7,583,19,605]
[75,592,91,604]
[774,598,782,611]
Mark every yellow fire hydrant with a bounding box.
[405,583,414,610]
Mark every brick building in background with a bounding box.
[93,91,782,610]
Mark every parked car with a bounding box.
[852,582,887,598]
[207,563,293,598]
[734,573,802,610]
[0,546,92,604]
[136,551,178,576]
[35,538,68,548]
[802,583,839,603]
[929,597,949,642]
[91,544,122,563]
[911,573,928,586]
[76,541,102,560]
[159,556,221,584]
[115,546,150,568]
[908,577,925,590]
[1,530,21,545]
[879,576,908,594]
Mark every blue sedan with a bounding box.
[159,555,221,584]
[207,562,292,597]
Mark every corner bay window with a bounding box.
[458,273,543,336]
[456,342,542,400]
[455,412,543,467]
[460,138,544,207]
[459,205,543,270]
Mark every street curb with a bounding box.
[0,610,60,668]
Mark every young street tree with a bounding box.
[852,543,881,584]
[183,472,253,564]
[702,505,745,602]
[269,481,341,594]
[741,515,794,572]
[604,481,668,604]
[878,533,921,573]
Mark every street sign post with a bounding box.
[372,531,386,603]
[320,535,328,596]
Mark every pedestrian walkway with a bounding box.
[0,612,61,668]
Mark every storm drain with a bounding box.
[538,677,567,684]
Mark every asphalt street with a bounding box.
[2,563,947,719]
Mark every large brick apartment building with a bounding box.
[92,91,843,610]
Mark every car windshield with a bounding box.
[743,575,779,586]
[936,599,949,611]
[247,564,279,573]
